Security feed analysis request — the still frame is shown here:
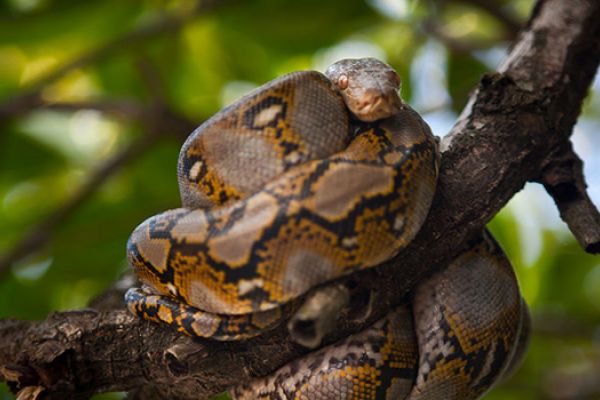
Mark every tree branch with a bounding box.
[1,0,599,399]
[537,144,600,253]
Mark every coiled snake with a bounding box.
[125,58,528,399]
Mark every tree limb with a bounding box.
[1,0,599,399]
[537,144,600,253]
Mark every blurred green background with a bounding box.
[1,0,599,399]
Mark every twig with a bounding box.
[538,145,600,254]
[429,0,523,50]
[134,56,169,105]
[420,0,524,56]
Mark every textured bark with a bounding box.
[1,0,599,399]
[537,144,600,253]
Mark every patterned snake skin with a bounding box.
[232,233,525,400]
[124,58,528,399]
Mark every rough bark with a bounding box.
[1,0,599,399]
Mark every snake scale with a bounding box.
[125,58,528,399]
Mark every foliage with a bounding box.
[0,0,598,399]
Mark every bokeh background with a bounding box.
[1,0,599,399]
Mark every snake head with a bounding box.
[325,58,402,122]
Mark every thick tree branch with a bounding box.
[1,0,599,399]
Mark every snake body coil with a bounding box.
[125,58,527,399]
[232,233,525,400]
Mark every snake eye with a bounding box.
[337,74,349,90]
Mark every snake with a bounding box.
[232,232,528,400]
[124,58,527,399]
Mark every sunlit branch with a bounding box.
[544,359,600,399]
[425,0,523,53]
[532,309,598,340]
